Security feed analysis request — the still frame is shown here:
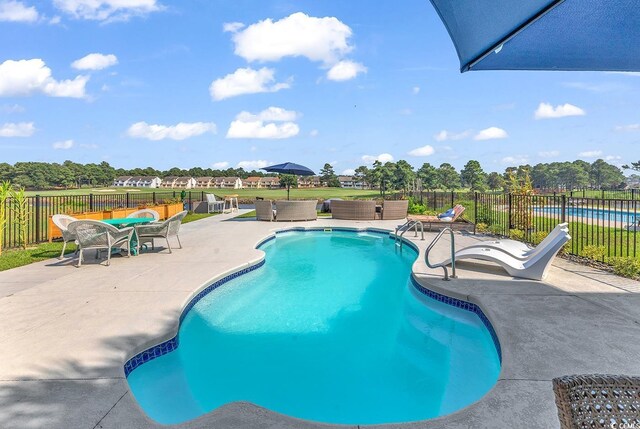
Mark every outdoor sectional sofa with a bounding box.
[255,200,318,222]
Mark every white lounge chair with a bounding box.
[205,194,225,213]
[465,223,569,260]
[445,229,571,280]
[67,220,134,267]
[127,209,160,221]
[52,214,78,259]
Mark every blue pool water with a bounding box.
[535,206,637,223]
[126,230,501,425]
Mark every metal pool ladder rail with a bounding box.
[394,220,424,249]
[425,227,456,281]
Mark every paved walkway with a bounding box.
[1,213,639,429]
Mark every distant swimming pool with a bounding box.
[535,206,638,223]
[126,230,501,425]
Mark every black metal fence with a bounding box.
[2,189,639,261]
[1,190,206,249]
[411,191,639,260]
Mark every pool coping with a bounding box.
[122,225,504,424]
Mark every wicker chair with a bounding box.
[381,200,409,220]
[553,374,640,429]
[134,210,187,253]
[51,214,78,259]
[255,200,274,221]
[67,220,134,267]
[274,200,317,221]
[330,200,376,220]
[127,209,160,221]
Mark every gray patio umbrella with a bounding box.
[429,0,640,72]
[262,162,315,200]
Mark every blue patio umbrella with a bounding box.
[429,0,640,72]
[262,162,316,200]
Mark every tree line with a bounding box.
[0,158,630,192]
[0,161,274,190]
[318,158,628,194]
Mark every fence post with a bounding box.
[633,189,636,200]
[125,192,129,208]
[450,191,454,208]
[89,193,94,212]
[153,192,156,205]
[561,195,566,223]
[35,195,41,242]
[473,192,478,235]
[508,193,512,229]
[601,189,605,199]
[188,191,192,211]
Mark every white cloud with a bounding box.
[209,67,290,101]
[309,129,319,137]
[223,22,244,33]
[501,155,528,165]
[341,169,355,175]
[231,12,353,65]
[474,127,508,141]
[237,160,269,170]
[0,59,88,98]
[408,145,435,157]
[79,143,98,149]
[578,150,603,158]
[534,102,586,119]
[49,15,61,24]
[412,86,420,95]
[236,106,299,122]
[226,107,300,140]
[127,121,216,141]
[212,161,229,169]
[538,150,560,158]
[52,139,74,150]
[71,53,118,71]
[362,153,394,164]
[0,0,38,22]
[605,155,621,161]
[0,121,34,137]
[53,0,162,21]
[434,129,472,142]
[227,120,299,140]
[327,60,366,81]
[614,124,640,132]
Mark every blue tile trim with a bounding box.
[124,259,265,377]
[410,276,502,362]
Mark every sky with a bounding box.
[0,0,639,176]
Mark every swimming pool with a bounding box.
[125,229,501,425]
[535,206,638,223]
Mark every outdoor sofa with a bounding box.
[254,200,317,222]
[381,200,409,220]
[274,200,318,221]
[330,200,377,220]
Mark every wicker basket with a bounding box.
[553,374,640,429]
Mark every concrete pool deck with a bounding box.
[1,212,639,429]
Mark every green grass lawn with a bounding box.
[0,242,76,272]
[182,212,218,224]
[24,186,381,200]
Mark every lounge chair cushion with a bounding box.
[439,209,455,218]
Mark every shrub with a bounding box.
[509,229,525,241]
[475,222,488,233]
[581,245,607,262]
[607,257,640,279]
[488,224,505,236]
[530,231,548,246]
[408,197,427,215]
